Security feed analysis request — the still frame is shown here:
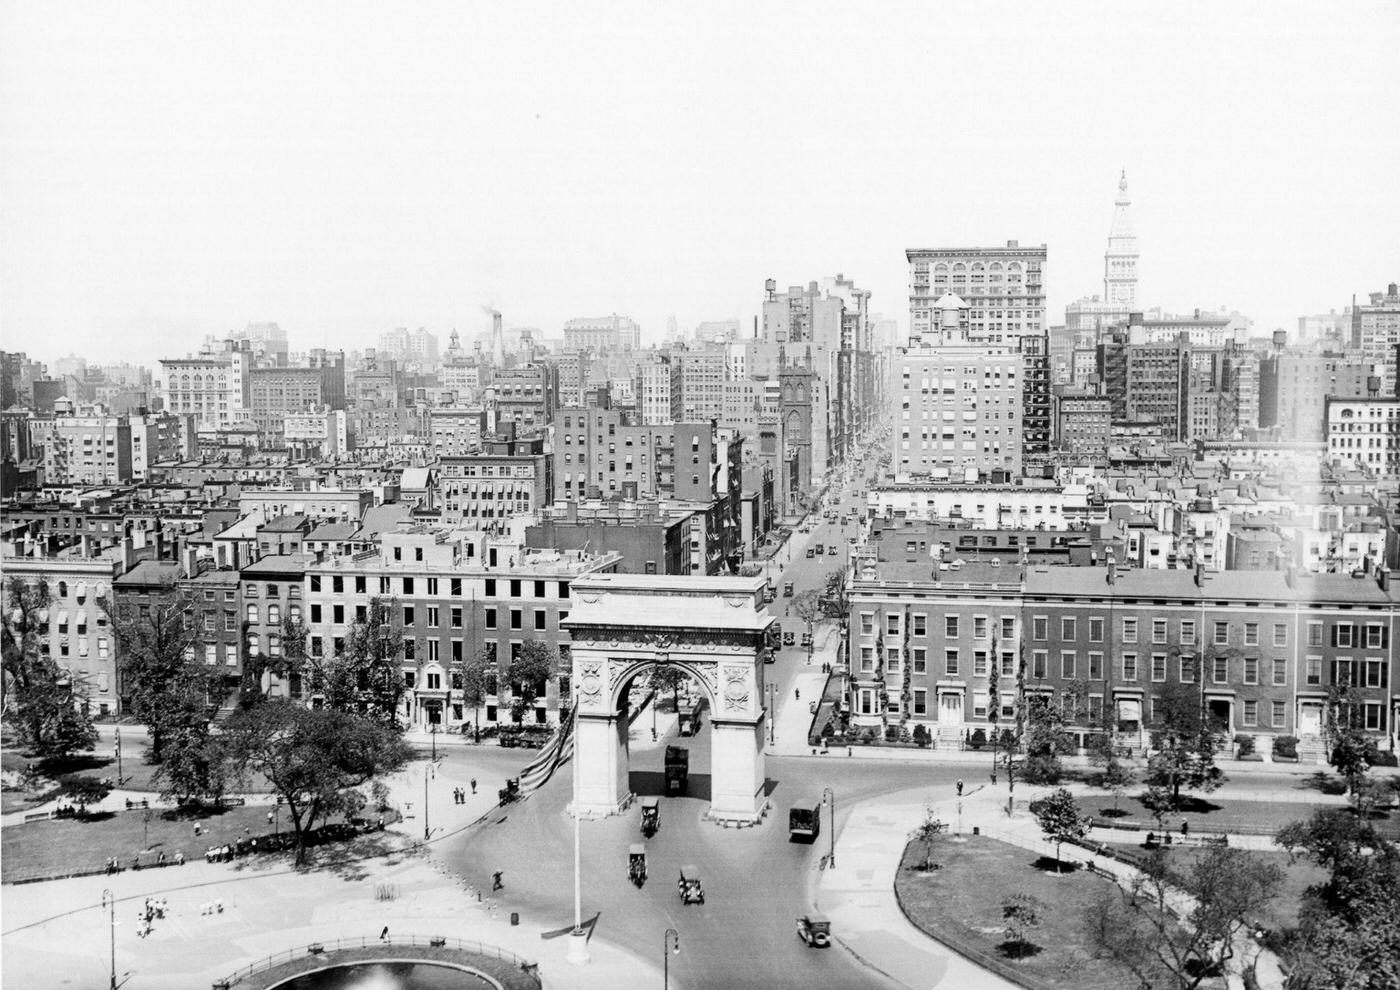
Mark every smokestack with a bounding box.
[1194,560,1205,587]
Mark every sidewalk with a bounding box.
[820,780,1287,990]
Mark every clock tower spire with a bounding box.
[1104,170,1138,308]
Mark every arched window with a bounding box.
[58,581,68,598]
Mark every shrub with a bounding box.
[1273,735,1298,759]
[912,724,930,748]
[885,725,901,742]
[1367,749,1399,768]
[898,725,912,744]
[969,728,987,749]
[860,727,877,744]
[1235,734,1256,757]
[820,721,835,739]
[1022,754,1063,785]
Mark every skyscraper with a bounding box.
[1104,170,1139,308]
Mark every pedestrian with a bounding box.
[492,870,504,891]
[193,823,202,838]
[470,778,477,795]
[175,850,184,866]
[267,810,275,827]
[380,926,389,941]
[956,779,964,797]
[795,688,800,701]
[847,746,852,757]
[1181,819,1189,838]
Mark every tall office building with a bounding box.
[896,293,1023,477]
[1104,170,1139,308]
[1355,282,1400,394]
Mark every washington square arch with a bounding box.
[562,574,774,823]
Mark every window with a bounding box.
[1364,623,1388,648]
[246,604,259,623]
[1243,700,1257,727]
[1122,618,1137,644]
[450,578,463,596]
[1001,652,1016,675]
[1151,654,1167,682]
[1060,651,1076,678]
[1333,623,1356,648]
[859,648,873,673]
[1271,658,1287,685]
[973,616,988,640]
[945,650,959,675]
[427,578,439,595]
[403,606,415,626]
[1152,619,1167,644]
[248,634,259,655]
[1061,617,1076,641]
[1364,658,1387,689]
[886,648,899,673]
[945,615,959,638]
[355,576,366,594]
[534,609,547,631]
[1364,702,1385,732]
[451,606,463,629]
[1272,700,1286,728]
[913,614,926,636]
[1032,616,1047,641]
[1032,651,1047,679]
[973,693,989,719]
[1213,655,1229,683]
[861,612,874,635]
[1244,657,1258,684]
[1273,623,1288,647]
[426,606,439,628]
[1122,653,1137,681]
[485,608,497,630]
[268,605,280,624]
[1088,617,1104,643]
[913,689,927,716]
[1088,652,1103,679]
[205,644,217,665]
[1244,622,1259,646]
[1001,617,1016,639]
[404,639,416,661]
[1307,621,1323,647]
[333,576,344,594]
[912,648,927,674]
[887,613,901,635]
[1180,620,1195,645]
[973,650,988,676]
[485,579,497,597]
[509,609,522,630]
[1306,656,1322,686]
[1214,621,1230,645]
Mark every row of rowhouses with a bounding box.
[846,519,1399,761]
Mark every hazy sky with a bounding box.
[3,1,1397,371]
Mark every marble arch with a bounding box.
[562,574,774,823]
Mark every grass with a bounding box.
[1092,793,1384,836]
[1160,846,1325,930]
[895,835,1150,990]
[1,803,284,882]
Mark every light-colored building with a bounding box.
[907,241,1046,344]
[637,354,682,426]
[1356,282,1400,394]
[159,339,252,430]
[429,407,488,458]
[896,293,1022,477]
[562,315,640,352]
[1325,396,1400,479]
[677,348,727,422]
[33,402,133,486]
[1259,348,1374,442]
[284,407,349,460]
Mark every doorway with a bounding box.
[939,692,963,725]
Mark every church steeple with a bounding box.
[1104,170,1138,307]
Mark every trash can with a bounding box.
[510,912,519,926]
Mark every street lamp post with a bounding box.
[101,888,116,990]
[567,739,590,965]
[823,787,835,869]
[142,808,152,851]
[423,762,435,841]
[114,727,123,786]
[430,720,438,762]
[766,682,776,744]
[663,928,680,990]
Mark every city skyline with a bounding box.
[2,2,1397,369]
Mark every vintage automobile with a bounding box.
[784,581,795,597]
[801,632,813,649]
[640,797,660,837]
[497,777,520,805]
[678,865,704,905]
[805,547,815,558]
[797,913,832,948]
[783,631,795,646]
[629,844,647,887]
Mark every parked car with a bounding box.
[783,631,795,646]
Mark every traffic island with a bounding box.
[216,935,541,990]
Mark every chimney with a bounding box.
[1106,549,1117,584]
[121,536,136,572]
[1194,560,1205,588]
[182,545,200,579]
[1285,564,1297,590]
[1379,567,1390,593]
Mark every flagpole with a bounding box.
[566,709,589,965]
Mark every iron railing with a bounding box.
[214,934,535,988]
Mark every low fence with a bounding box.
[214,934,537,989]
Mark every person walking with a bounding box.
[380,926,389,941]
[470,778,477,795]
[492,870,504,891]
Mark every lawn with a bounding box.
[1160,846,1325,931]
[1089,793,1386,837]
[895,835,1183,990]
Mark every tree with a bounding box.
[2,576,99,760]
[307,597,405,726]
[1276,808,1400,990]
[1145,681,1226,810]
[507,641,558,721]
[792,590,822,648]
[1032,787,1089,873]
[649,664,687,715]
[1002,893,1045,957]
[459,646,492,740]
[821,568,849,619]
[152,728,232,806]
[222,701,410,865]
[1086,845,1283,990]
[909,806,947,871]
[1323,677,1375,802]
[102,584,214,763]
[1022,693,1072,784]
